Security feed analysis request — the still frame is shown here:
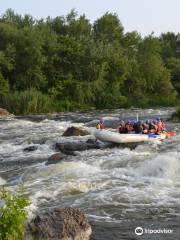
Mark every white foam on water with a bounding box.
[0,177,6,185]
[134,152,180,185]
[22,161,101,184]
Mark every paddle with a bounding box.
[164,131,176,137]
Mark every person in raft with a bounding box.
[96,118,105,129]
[118,118,166,134]
[118,120,128,133]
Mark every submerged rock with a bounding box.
[46,152,65,165]
[62,126,89,136]
[29,138,47,145]
[26,207,92,240]
[23,145,38,152]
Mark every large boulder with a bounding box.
[0,108,13,117]
[55,140,101,153]
[26,207,92,240]
[62,126,89,137]
[55,140,119,154]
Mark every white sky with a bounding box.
[1,0,180,36]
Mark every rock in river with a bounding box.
[0,108,14,118]
[23,145,38,152]
[62,126,90,136]
[55,139,117,154]
[26,207,92,240]
[55,140,101,153]
[46,152,65,165]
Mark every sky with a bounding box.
[0,0,180,36]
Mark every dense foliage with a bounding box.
[0,9,180,114]
[172,106,180,121]
[0,187,30,240]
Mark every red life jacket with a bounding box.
[157,122,163,132]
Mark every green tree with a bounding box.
[93,12,124,43]
[12,26,46,91]
[160,32,180,60]
[166,57,180,96]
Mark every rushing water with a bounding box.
[0,108,180,240]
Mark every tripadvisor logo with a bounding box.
[135,226,173,236]
[135,227,143,236]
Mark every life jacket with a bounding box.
[142,123,149,130]
[134,122,143,133]
[148,123,157,133]
[142,123,149,133]
[96,123,105,129]
[157,121,163,133]
[126,123,134,132]
[161,121,165,130]
[119,124,128,134]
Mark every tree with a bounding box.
[1,9,35,28]
[137,36,177,104]
[166,57,180,96]
[12,26,46,91]
[160,32,180,59]
[93,12,123,43]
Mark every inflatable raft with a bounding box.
[94,129,166,144]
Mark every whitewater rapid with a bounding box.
[0,107,180,239]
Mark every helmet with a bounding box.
[156,117,161,122]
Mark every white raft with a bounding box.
[94,129,166,144]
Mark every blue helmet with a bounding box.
[156,117,161,122]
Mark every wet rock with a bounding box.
[55,143,77,156]
[26,207,92,240]
[62,126,89,136]
[86,138,97,144]
[0,108,14,118]
[55,141,101,153]
[55,139,121,154]
[46,152,65,165]
[23,145,38,152]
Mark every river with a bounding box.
[0,107,180,240]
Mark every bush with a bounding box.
[0,89,55,115]
[171,107,180,122]
[0,187,30,240]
